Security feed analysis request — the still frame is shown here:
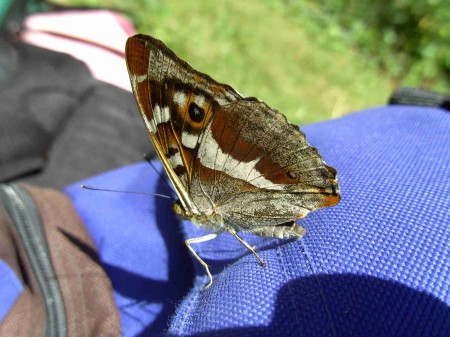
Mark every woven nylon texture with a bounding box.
[168,106,450,336]
[65,106,449,336]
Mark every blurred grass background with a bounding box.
[56,0,449,124]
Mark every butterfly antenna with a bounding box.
[80,185,175,201]
[143,153,175,195]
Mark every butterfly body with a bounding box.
[125,34,340,288]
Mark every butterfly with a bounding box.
[125,34,340,289]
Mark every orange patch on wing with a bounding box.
[319,194,341,207]
[210,108,260,162]
[254,156,290,184]
[126,37,154,122]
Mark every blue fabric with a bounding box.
[1,105,449,335]
[0,260,22,321]
[65,161,193,337]
[166,106,450,336]
[65,105,450,336]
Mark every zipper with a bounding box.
[0,183,67,337]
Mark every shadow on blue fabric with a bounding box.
[167,274,450,337]
[102,174,195,337]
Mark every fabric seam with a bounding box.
[300,239,338,337]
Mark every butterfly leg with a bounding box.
[226,228,267,268]
[185,233,218,289]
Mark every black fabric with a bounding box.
[389,87,450,111]
[0,35,155,189]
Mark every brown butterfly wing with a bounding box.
[191,100,340,234]
[125,34,241,213]
[126,34,340,234]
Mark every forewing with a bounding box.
[125,34,242,211]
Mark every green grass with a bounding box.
[55,0,394,125]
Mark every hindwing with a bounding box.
[191,100,340,231]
